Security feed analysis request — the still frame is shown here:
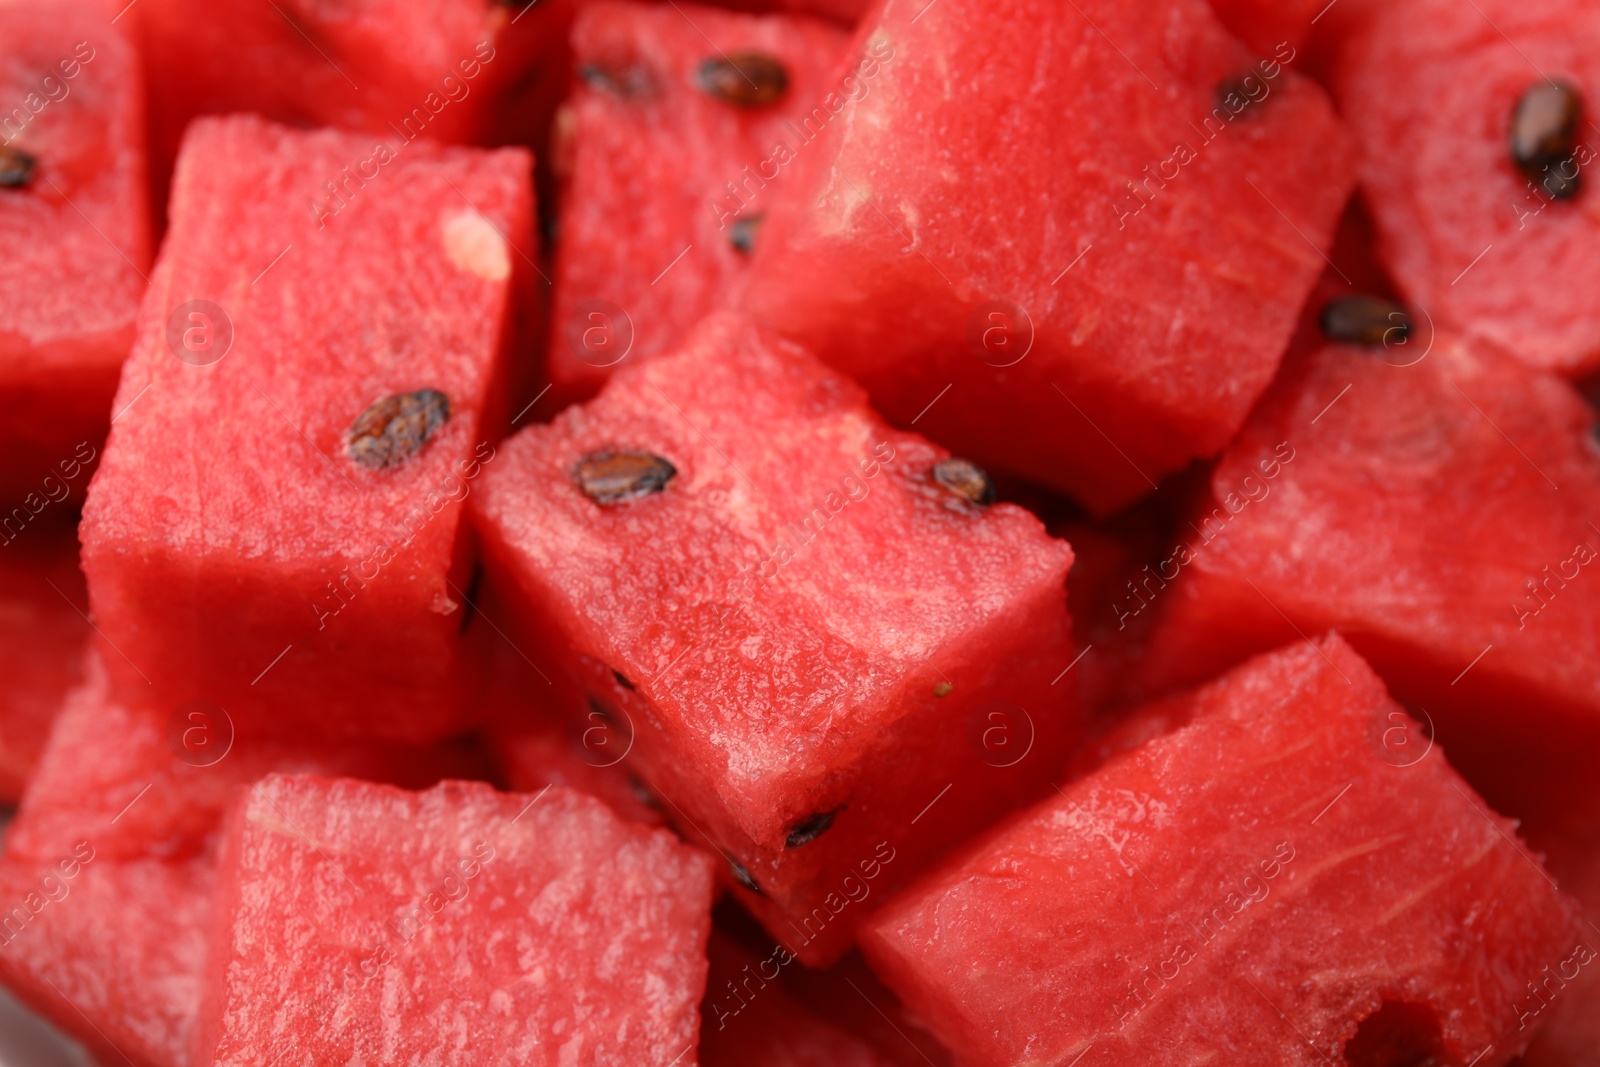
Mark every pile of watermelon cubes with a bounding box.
[3,0,1600,1063]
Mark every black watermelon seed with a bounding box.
[1320,296,1411,348]
[697,54,788,107]
[579,61,654,99]
[0,145,38,189]
[1512,81,1584,200]
[612,668,636,690]
[575,450,676,504]
[585,694,614,723]
[346,389,450,470]
[785,810,838,849]
[728,856,761,894]
[933,457,997,506]
[729,214,764,256]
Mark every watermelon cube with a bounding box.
[861,635,1581,1067]
[0,0,149,504]
[547,0,847,399]
[0,515,89,802]
[741,0,1355,513]
[133,0,581,209]
[471,311,1080,963]
[195,774,715,1066]
[80,115,533,743]
[3,653,490,865]
[0,853,212,1067]
[1139,329,1600,825]
[1326,0,1600,377]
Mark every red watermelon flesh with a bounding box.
[3,653,491,865]
[1327,0,1600,377]
[475,611,667,826]
[1205,0,1326,57]
[861,635,1581,1067]
[195,774,715,1067]
[547,0,847,400]
[0,515,89,802]
[0,852,212,1067]
[471,311,1080,964]
[1138,331,1600,829]
[741,0,1355,514]
[133,0,579,216]
[80,115,532,744]
[0,0,150,504]
[701,927,894,1067]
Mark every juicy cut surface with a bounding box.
[472,312,1079,961]
[548,0,848,398]
[198,775,715,1067]
[862,636,1581,1067]
[741,0,1355,512]
[1328,0,1600,376]
[80,115,531,743]
[0,0,150,501]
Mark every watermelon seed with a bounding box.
[697,54,788,108]
[933,458,997,506]
[1320,296,1411,348]
[612,668,635,690]
[729,214,764,256]
[586,695,614,724]
[347,389,451,470]
[575,450,676,504]
[727,857,762,894]
[933,681,954,697]
[1511,81,1584,200]
[0,145,38,188]
[785,809,839,849]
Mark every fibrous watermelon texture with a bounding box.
[81,115,533,744]
[862,635,1581,1067]
[1138,330,1600,829]
[0,852,213,1067]
[741,0,1355,514]
[547,0,847,400]
[133,0,580,214]
[0,513,89,802]
[0,0,149,505]
[472,312,1080,964]
[195,775,715,1067]
[2,654,489,865]
[1327,0,1600,377]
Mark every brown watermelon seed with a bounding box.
[346,389,450,470]
[697,53,788,108]
[933,457,996,506]
[1512,80,1584,198]
[729,214,764,256]
[575,450,676,504]
[0,145,38,189]
[1320,296,1411,348]
[785,809,839,849]
[728,856,761,894]
[611,668,635,690]
[933,681,954,697]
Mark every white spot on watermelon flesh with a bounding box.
[442,210,510,282]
